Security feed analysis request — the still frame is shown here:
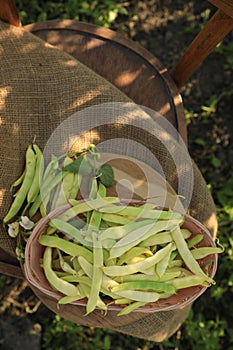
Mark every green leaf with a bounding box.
[97,164,114,187]
[63,155,92,175]
[194,138,206,146]
[211,155,221,168]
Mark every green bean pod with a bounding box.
[10,169,25,191]
[58,197,120,222]
[190,246,224,259]
[99,204,183,222]
[109,219,181,259]
[69,173,81,199]
[103,243,174,276]
[42,246,79,296]
[101,213,135,225]
[114,270,181,283]
[117,247,153,266]
[140,227,191,248]
[49,219,92,247]
[155,243,176,278]
[27,144,44,203]
[42,155,60,188]
[187,234,204,248]
[78,256,118,300]
[117,301,147,316]
[29,194,42,218]
[4,145,36,223]
[85,231,103,315]
[38,235,93,263]
[171,226,214,283]
[100,219,155,241]
[110,281,176,294]
[167,274,209,289]
[51,157,74,210]
[62,157,75,200]
[57,249,77,275]
[111,289,161,303]
[58,290,85,305]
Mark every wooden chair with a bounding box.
[0,0,233,280]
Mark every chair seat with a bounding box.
[24,20,187,144]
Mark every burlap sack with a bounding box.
[0,20,217,342]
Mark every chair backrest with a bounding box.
[0,0,232,89]
[0,0,21,26]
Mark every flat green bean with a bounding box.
[42,246,78,296]
[38,235,93,263]
[110,281,176,294]
[190,246,223,259]
[4,145,36,223]
[102,213,135,225]
[49,183,62,211]
[110,219,181,259]
[169,260,183,269]
[78,256,93,279]
[29,194,42,217]
[69,173,81,199]
[27,144,44,203]
[117,247,153,266]
[58,197,120,222]
[117,301,147,316]
[50,218,92,247]
[171,226,214,283]
[89,177,98,200]
[140,227,191,247]
[103,243,174,276]
[111,289,161,302]
[57,249,77,275]
[42,155,59,184]
[114,298,132,305]
[100,218,155,241]
[98,203,155,215]
[62,157,75,201]
[80,281,107,312]
[85,231,103,315]
[187,234,204,248]
[99,204,183,222]
[61,275,92,289]
[167,274,209,289]
[30,164,64,216]
[114,270,181,283]
[41,170,65,200]
[155,243,176,278]
[58,290,85,305]
[78,257,119,300]
[10,169,25,190]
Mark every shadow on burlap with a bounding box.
[0,20,217,342]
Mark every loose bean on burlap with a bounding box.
[0,20,217,342]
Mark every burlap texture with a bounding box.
[0,20,218,341]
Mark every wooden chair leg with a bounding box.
[171,9,233,89]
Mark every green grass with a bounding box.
[4,1,233,349]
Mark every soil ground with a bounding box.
[0,1,232,349]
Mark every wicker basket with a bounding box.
[24,202,218,314]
